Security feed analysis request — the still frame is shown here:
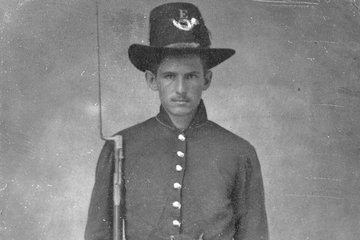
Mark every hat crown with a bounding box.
[149,2,211,48]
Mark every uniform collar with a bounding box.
[156,99,208,131]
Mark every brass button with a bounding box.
[177,151,184,158]
[172,201,181,209]
[176,165,183,171]
[172,220,181,227]
[178,134,186,141]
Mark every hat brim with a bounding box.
[128,44,235,72]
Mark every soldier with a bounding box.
[85,2,268,240]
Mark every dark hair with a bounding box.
[148,52,209,75]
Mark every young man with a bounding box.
[85,2,268,240]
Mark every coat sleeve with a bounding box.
[233,145,269,240]
[85,141,114,240]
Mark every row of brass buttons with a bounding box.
[172,133,186,229]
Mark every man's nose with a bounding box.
[175,77,186,94]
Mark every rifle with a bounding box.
[95,1,126,240]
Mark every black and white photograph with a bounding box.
[1,1,360,240]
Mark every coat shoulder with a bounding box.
[205,120,256,155]
[113,117,157,138]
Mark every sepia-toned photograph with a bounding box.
[1,1,360,240]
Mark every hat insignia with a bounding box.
[172,9,199,31]
[172,17,199,31]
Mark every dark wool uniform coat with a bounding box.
[85,100,268,240]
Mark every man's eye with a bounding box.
[187,73,198,79]
[164,73,175,79]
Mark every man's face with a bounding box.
[146,54,212,120]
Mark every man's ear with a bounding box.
[145,70,158,91]
[203,70,212,91]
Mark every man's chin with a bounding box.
[168,106,194,117]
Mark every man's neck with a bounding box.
[168,112,196,131]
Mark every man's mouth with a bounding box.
[172,98,189,103]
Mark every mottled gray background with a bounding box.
[1,0,360,239]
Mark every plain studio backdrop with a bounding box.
[1,0,360,239]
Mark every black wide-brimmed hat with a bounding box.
[128,2,235,72]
